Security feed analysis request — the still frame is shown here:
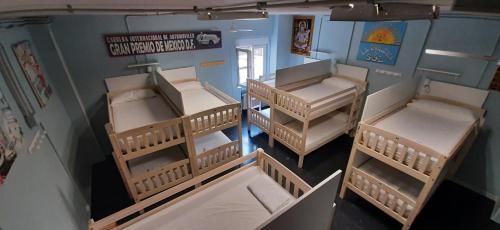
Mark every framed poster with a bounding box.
[0,90,24,187]
[356,22,407,65]
[292,16,314,56]
[12,41,52,108]
[0,45,36,128]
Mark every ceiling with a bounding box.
[0,0,458,17]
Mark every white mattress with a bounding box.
[173,81,203,92]
[284,111,349,151]
[181,88,226,115]
[374,106,474,156]
[126,166,295,230]
[112,96,178,133]
[194,131,232,154]
[289,77,356,117]
[128,147,187,177]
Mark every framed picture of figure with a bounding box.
[291,16,314,56]
[12,41,52,108]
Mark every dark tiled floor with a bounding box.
[91,113,500,229]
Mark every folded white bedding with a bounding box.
[247,175,293,214]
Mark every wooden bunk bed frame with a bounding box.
[247,60,368,168]
[340,79,489,230]
[247,79,274,143]
[105,74,192,202]
[89,149,342,230]
[157,67,243,176]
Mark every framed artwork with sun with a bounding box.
[357,22,407,65]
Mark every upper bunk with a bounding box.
[104,73,186,160]
[357,78,489,182]
[248,60,368,122]
[157,66,241,138]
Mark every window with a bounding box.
[237,44,267,85]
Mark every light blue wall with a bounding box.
[50,15,277,154]
[417,17,500,199]
[275,15,500,200]
[0,26,88,229]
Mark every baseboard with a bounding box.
[449,177,498,201]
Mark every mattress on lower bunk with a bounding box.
[289,77,356,116]
[128,146,187,177]
[126,166,295,230]
[373,105,474,157]
[194,131,232,154]
[352,159,423,218]
[285,111,349,151]
[181,88,227,115]
[194,131,235,169]
[112,96,178,133]
[173,81,203,92]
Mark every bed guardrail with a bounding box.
[275,89,310,120]
[132,158,192,201]
[105,118,186,161]
[272,122,304,153]
[357,123,443,182]
[346,166,416,223]
[186,103,241,138]
[248,107,271,133]
[196,140,240,174]
[248,79,274,103]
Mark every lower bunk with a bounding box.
[89,149,342,230]
[272,110,352,168]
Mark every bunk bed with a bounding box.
[340,79,489,230]
[157,66,243,175]
[104,73,192,202]
[89,149,342,230]
[247,60,368,168]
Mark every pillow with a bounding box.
[111,89,157,106]
[322,76,356,90]
[247,175,293,214]
[407,99,477,122]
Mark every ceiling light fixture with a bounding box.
[198,11,268,20]
[330,2,439,21]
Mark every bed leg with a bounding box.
[298,156,304,168]
[339,185,347,199]
[247,124,252,136]
[268,137,274,147]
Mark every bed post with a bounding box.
[182,116,199,177]
[339,125,362,198]
[238,104,243,156]
[105,123,137,201]
[247,90,252,135]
